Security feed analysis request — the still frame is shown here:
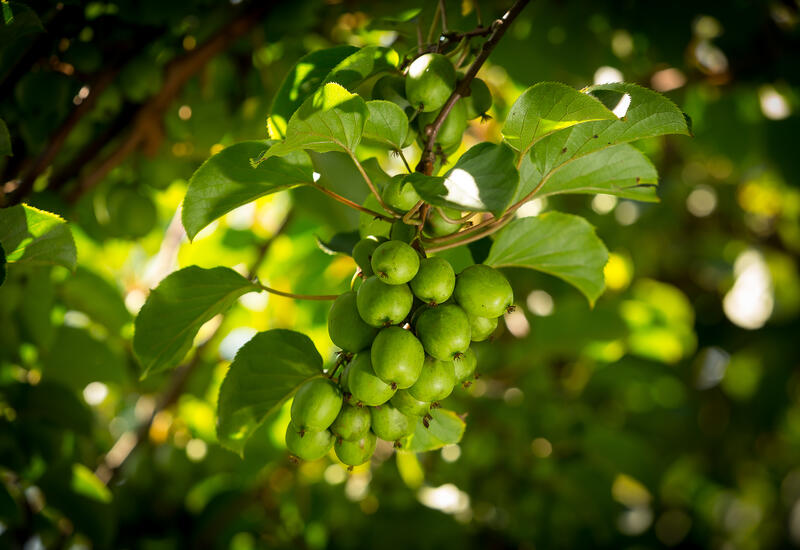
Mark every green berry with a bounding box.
[328,291,378,352]
[405,53,456,113]
[463,77,492,119]
[290,378,343,432]
[389,220,416,243]
[410,257,455,305]
[423,207,462,237]
[370,403,413,442]
[331,403,371,441]
[408,355,456,402]
[453,347,477,383]
[382,175,421,213]
[335,431,377,466]
[356,276,413,327]
[346,353,396,406]
[454,264,514,318]
[468,313,497,342]
[352,236,386,276]
[391,389,430,417]
[371,326,424,389]
[359,194,392,239]
[372,74,412,115]
[371,240,420,285]
[417,99,467,149]
[285,422,334,461]
[415,304,471,360]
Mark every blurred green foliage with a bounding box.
[0,1,799,549]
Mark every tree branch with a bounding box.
[311,183,395,221]
[416,0,530,176]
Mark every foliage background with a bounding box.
[1,0,799,548]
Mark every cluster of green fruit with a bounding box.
[285,237,513,467]
[372,52,492,154]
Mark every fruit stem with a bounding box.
[347,151,399,217]
[311,183,395,221]
[422,216,509,253]
[257,283,339,301]
[415,0,531,175]
[434,207,476,224]
[402,201,424,225]
[397,149,413,174]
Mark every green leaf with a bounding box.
[0,204,76,270]
[268,45,358,139]
[502,82,617,156]
[0,243,5,287]
[323,46,399,90]
[0,118,10,156]
[316,230,360,256]
[363,100,408,150]
[486,212,609,305]
[262,83,368,160]
[516,143,659,203]
[182,141,312,240]
[217,329,323,455]
[369,7,422,28]
[0,3,43,82]
[58,267,131,334]
[70,464,112,504]
[133,266,259,377]
[402,409,466,452]
[42,326,127,390]
[531,83,692,179]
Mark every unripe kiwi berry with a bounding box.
[405,53,456,113]
[370,403,413,442]
[356,276,413,327]
[463,77,492,120]
[415,304,471,361]
[328,291,378,352]
[285,422,334,461]
[408,355,456,402]
[410,256,455,305]
[290,378,342,432]
[424,207,462,237]
[454,264,514,318]
[335,431,377,466]
[468,313,498,342]
[371,326,425,389]
[346,353,396,407]
[331,403,371,441]
[370,240,420,285]
[382,175,421,213]
[453,347,477,383]
[391,389,430,417]
[417,99,467,149]
[352,236,386,276]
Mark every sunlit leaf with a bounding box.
[217,329,323,456]
[486,212,609,305]
[502,82,616,155]
[133,266,260,377]
[323,46,399,90]
[0,204,76,270]
[268,45,358,138]
[363,100,408,150]
[182,141,312,240]
[70,464,112,504]
[409,142,518,216]
[262,83,368,160]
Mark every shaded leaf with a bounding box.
[58,267,131,334]
[262,83,367,160]
[316,230,361,255]
[217,329,323,455]
[133,266,259,377]
[402,409,466,452]
[516,143,659,203]
[0,204,76,270]
[323,46,399,90]
[502,82,616,156]
[42,326,127,390]
[0,243,5,287]
[182,141,312,240]
[268,45,358,139]
[409,143,519,216]
[363,100,408,150]
[486,212,609,305]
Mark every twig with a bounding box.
[424,216,507,253]
[257,284,339,301]
[416,0,530,176]
[427,3,441,45]
[312,183,395,221]
[347,151,398,217]
[439,0,449,34]
[402,200,424,225]
[416,17,424,54]
[66,2,268,203]
[423,212,496,243]
[398,149,413,173]
[474,0,484,27]
[435,207,475,224]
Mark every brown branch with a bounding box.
[416,0,530,176]
[66,2,268,203]
[311,183,395,221]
